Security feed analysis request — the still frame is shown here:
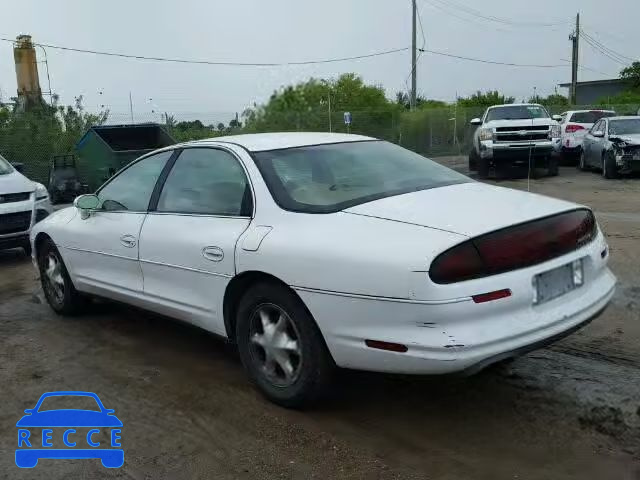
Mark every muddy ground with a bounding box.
[0,164,638,479]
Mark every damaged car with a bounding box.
[580,116,640,178]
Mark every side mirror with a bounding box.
[470,118,482,126]
[552,115,562,121]
[105,409,115,415]
[74,194,100,210]
[24,409,33,414]
[592,131,605,138]
[12,162,24,173]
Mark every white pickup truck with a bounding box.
[468,104,562,178]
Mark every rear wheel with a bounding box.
[37,238,86,315]
[236,282,334,408]
[603,151,618,179]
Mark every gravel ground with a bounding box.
[0,164,639,479]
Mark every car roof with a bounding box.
[488,103,544,108]
[567,109,616,113]
[607,116,640,121]
[182,132,376,152]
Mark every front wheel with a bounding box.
[547,156,559,177]
[477,157,489,179]
[578,151,588,171]
[236,282,334,408]
[603,151,619,179]
[37,238,86,315]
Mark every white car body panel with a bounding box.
[30,133,617,375]
[344,182,578,237]
[560,110,616,152]
[0,166,53,250]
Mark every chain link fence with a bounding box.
[1,104,638,188]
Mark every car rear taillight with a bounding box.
[429,209,596,284]
[565,124,585,133]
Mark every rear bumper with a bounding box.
[298,232,615,375]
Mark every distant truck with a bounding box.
[468,104,562,178]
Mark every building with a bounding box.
[559,79,628,105]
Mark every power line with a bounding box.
[0,37,409,66]
[580,33,629,66]
[581,30,634,64]
[424,0,568,27]
[420,0,516,33]
[419,48,566,68]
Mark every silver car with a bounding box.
[580,116,640,179]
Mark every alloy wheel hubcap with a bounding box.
[249,304,302,387]
[43,253,65,304]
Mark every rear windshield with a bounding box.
[570,111,616,124]
[252,141,469,213]
[609,119,640,136]
[486,105,550,121]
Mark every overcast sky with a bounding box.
[0,0,636,124]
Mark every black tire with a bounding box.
[37,238,86,315]
[603,151,619,179]
[547,156,559,177]
[468,149,479,171]
[236,282,334,408]
[477,157,489,179]
[578,150,588,171]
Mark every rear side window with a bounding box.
[157,148,251,216]
[570,111,616,124]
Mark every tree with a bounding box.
[243,73,401,139]
[527,94,569,106]
[457,90,515,108]
[217,122,225,132]
[620,61,640,90]
[395,91,447,110]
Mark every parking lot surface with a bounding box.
[1,165,638,479]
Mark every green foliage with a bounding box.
[0,97,108,184]
[528,94,569,106]
[395,92,448,110]
[243,73,401,139]
[457,90,515,108]
[620,61,640,90]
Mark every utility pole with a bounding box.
[129,91,134,123]
[410,0,417,110]
[569,13,580,105]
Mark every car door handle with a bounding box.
[120,234,137,248]
[202,246,224,262]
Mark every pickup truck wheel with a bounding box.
[603,151,618,179]
[468,149,479,171]
[547,156,559,176]
[477,158,489,179]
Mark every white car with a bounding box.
[559,110,616,161]
[31,133,616,407]
[0,153,53,254]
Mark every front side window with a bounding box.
[485,105,550,121]
[253,141,469,213]
[157,148,251,216]
[97,150,172,211]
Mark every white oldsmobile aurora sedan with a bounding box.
[31,133,616,407]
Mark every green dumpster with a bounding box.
[75,123,175,191]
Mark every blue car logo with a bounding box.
[16,391,123,468]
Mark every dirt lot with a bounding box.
[1,165,639,479]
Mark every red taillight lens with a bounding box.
[430,210,596,284]
[565,124,585,133]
